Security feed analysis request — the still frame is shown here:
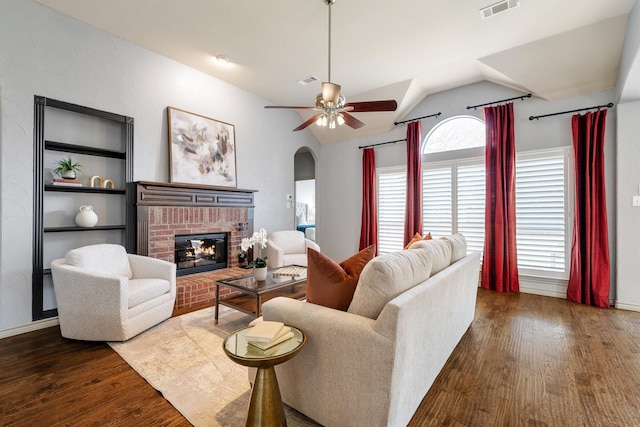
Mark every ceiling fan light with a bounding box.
[316,115,328,127]
[337,113,345,126]
[322,82,341,105]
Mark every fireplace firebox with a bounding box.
[174,232,228,276]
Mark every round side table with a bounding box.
[223,326,306,427]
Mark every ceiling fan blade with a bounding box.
[344,100,398,112]
[265,105,317,110]
[341,112,366,129]
[293,114,322,131]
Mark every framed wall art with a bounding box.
[167,107,237,188]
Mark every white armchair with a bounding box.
[50,244,176,341]
[266,230,320,268]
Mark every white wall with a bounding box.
[0,0,319,333]
[319,81,617,299]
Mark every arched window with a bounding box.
[422,115,485,154]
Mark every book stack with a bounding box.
[52,178,82,187]
[245,320,294,352]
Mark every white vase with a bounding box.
[253,266,268,281]
[75,205,98,227]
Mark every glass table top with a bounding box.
[223,326,305,360]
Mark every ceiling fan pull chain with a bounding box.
[327,0,332,83]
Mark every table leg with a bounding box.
[247,366,286,427]
[214,284,220,324]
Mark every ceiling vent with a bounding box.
[480,0,520,19]
[297,75,320,86]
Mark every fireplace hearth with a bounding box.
[175,232,228,276]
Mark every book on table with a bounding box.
[247,326,294,351]
[244,320,285,343]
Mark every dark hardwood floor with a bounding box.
[1,289,639,426]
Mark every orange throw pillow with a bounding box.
[306,245,376,311]
[404,232,432,249]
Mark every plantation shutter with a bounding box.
[457,162,486,253]
[377,169,406,254]
[515,151,567,276]
[422,166,452,236]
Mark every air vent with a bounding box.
[480,0,520,19]
[297,75,319,86]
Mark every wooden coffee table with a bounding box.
[214,266,307,324]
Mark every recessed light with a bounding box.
[215,54,231,64]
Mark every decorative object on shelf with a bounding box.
[52,178,82,187]
[241,228,268,281]
[167,107,237,188]
[89,175,116,189]
[75,205,98,228]
[54,157,82,180]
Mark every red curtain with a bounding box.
[567,110,610,307]
[481,103,520,292]
[403,121,423,247]
[359,148,378,255]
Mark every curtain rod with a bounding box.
[394,112,441,126]
[466,93,532,110]
[529,102,614,121]
[358,138,406,150]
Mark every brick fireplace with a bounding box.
[134,181,256,312]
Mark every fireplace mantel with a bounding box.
[135,181,257,208]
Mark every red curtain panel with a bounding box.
[359,148,378,255]
[567,110,610,308]
[481,103,520,292]
[403,121,423,247]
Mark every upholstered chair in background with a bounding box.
[266,230,320,268]
[50,244,176,341]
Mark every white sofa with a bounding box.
[266,230,320,268]
[50,244,176,341]
[261,234,480,427]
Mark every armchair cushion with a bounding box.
[128,278,171,308]
[306,245,376,311]
[267,230,320,268]
[65,243,132,279]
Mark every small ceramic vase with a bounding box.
[75,205,98,227]
[253,266,268,281]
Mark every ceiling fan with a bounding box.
[265,0,398,131]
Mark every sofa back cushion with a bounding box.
[408,238,451,275]
[348,249,433,319]
[439,234,468,263]
[65,244,132,279]
[306,245,376,311]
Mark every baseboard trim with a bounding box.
[615,301,640,312]
[0,317,60,340]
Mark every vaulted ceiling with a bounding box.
[35,0,636,143]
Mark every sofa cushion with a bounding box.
[65,244,133,279]
[439,234,468,263]
[408,238,451,275]
[128,278,171,308]
[348,248,433,319]
[306,245,376,311]
[404,232,432,249]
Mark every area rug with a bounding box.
[108,306,319,427]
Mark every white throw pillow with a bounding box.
[348,249,433,320]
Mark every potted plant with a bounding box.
[54,157,82,179]
[240,228,268,280]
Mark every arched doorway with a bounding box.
[294,148,317,242]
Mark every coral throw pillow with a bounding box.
[404,232,432,249]
[306,245,376,311]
